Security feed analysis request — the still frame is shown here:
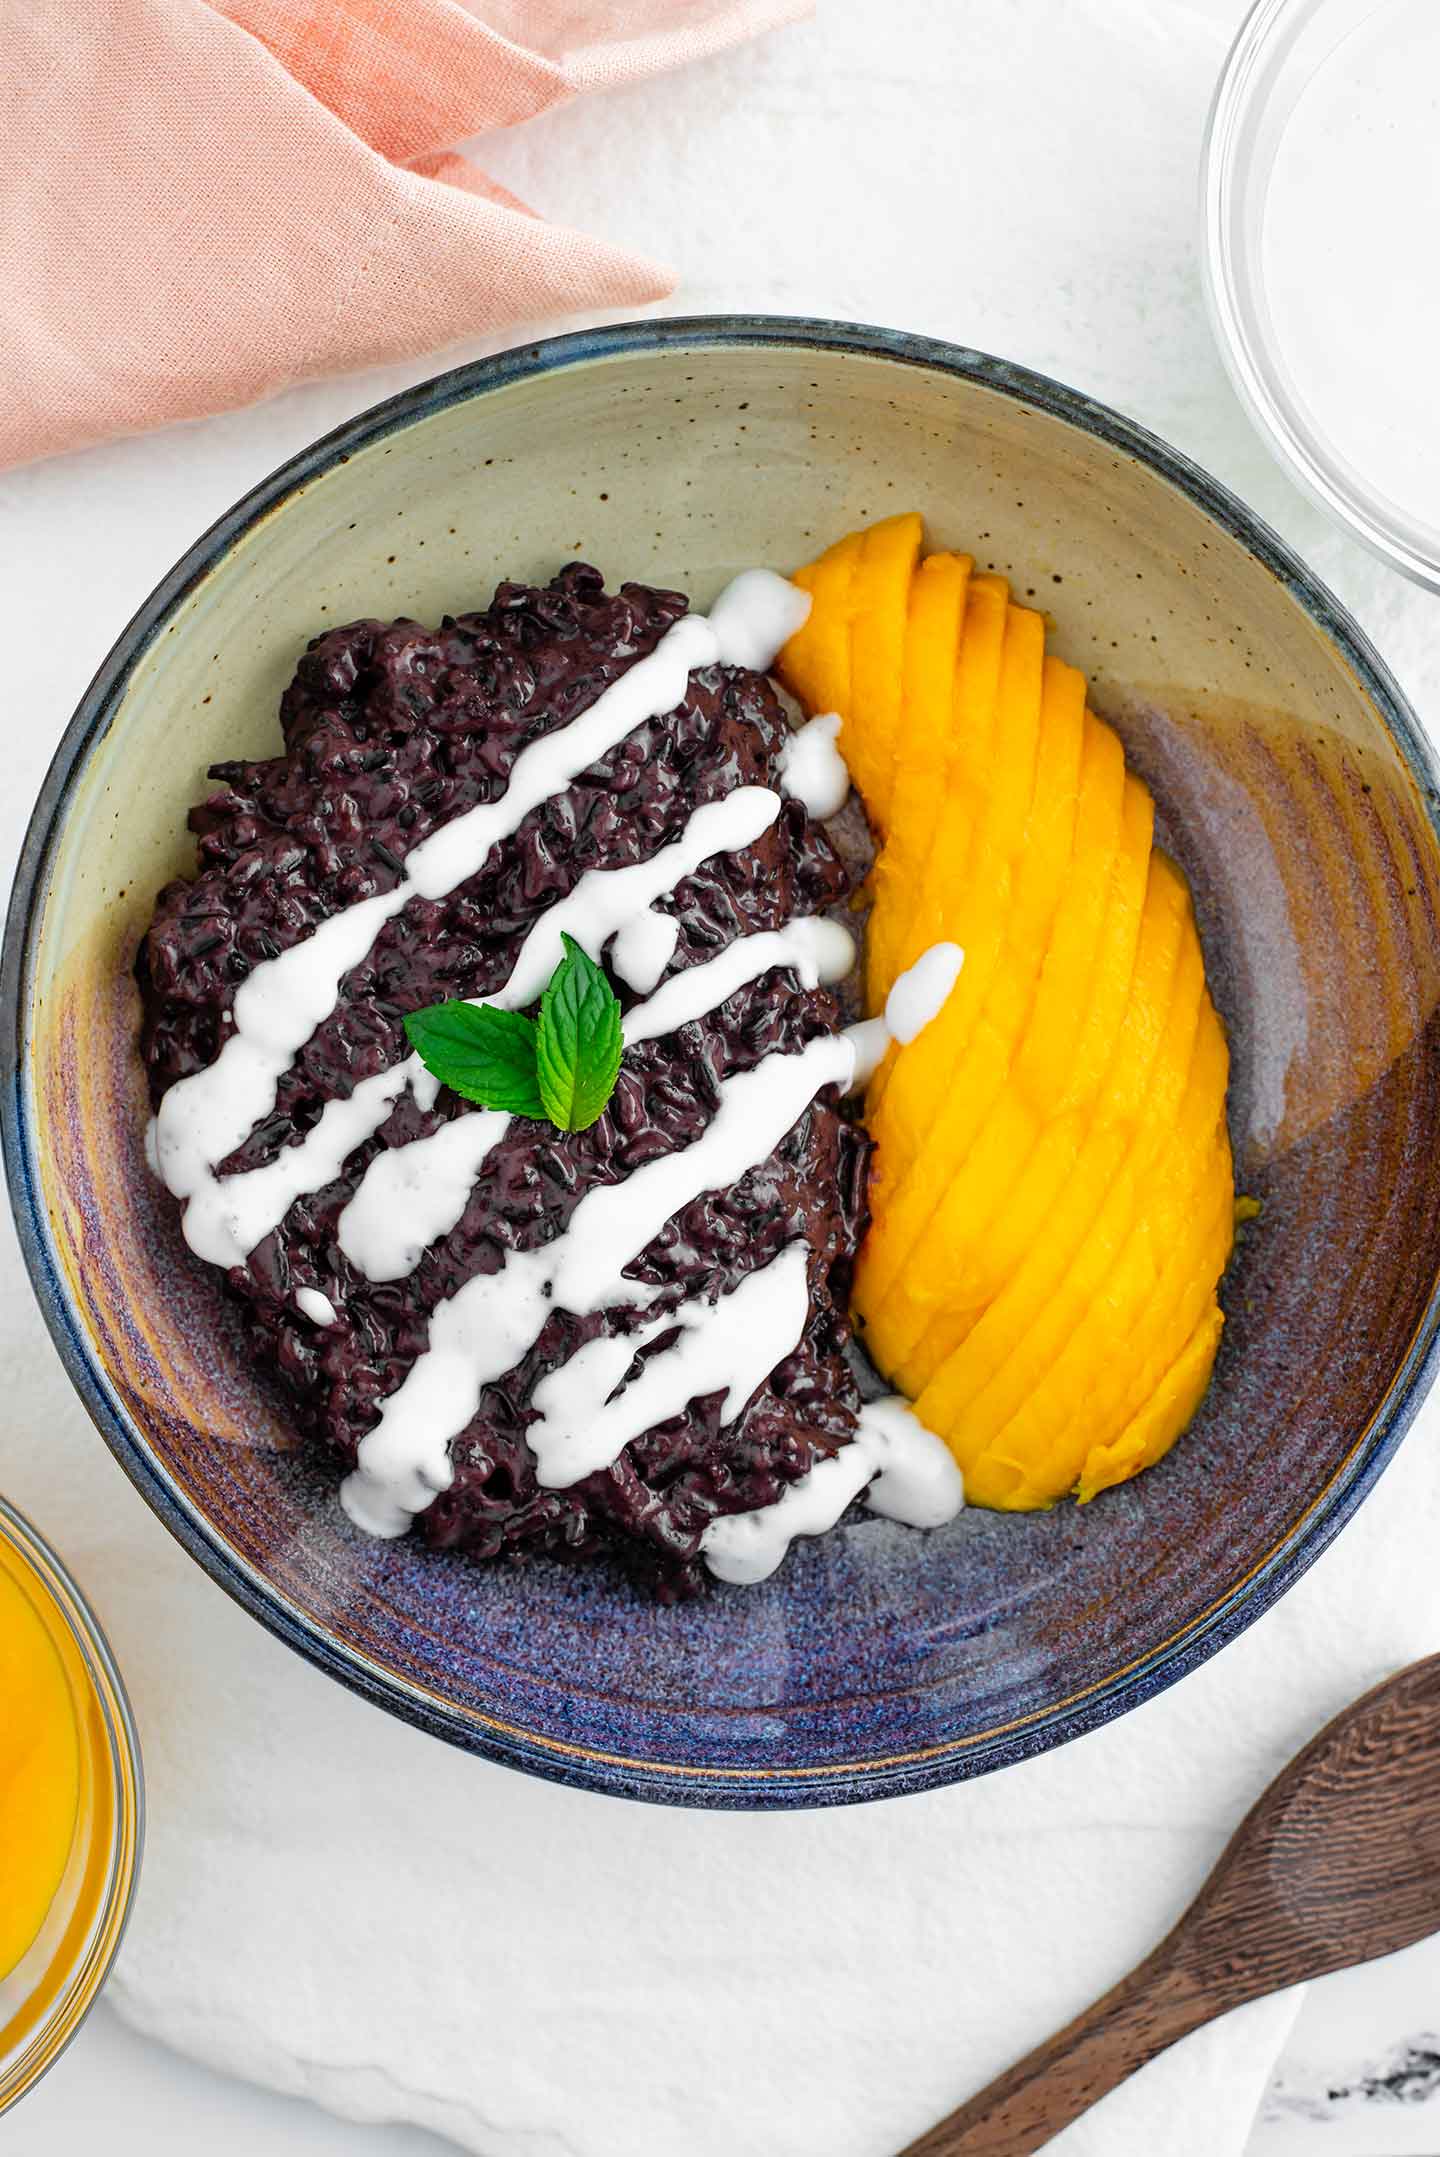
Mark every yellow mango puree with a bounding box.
[0,1552,80,1981]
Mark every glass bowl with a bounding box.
[0,1497,143,2115]
[1202,0,1440,591]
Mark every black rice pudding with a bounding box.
[136,564,891,1599]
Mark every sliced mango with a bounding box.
[846,512,924,831]
[943,1014,1231,1506]
[779,515,1236,1510]
[865,571,1013,1110]
[857,710,1137,1338]
[911,571,1012,942]
[781,526,862,722]
[780,513,922,834]
[866,551,973,1007]
[886,846,1197,1398]
[1068,1129,1233,1497]
[862,599,1047,1161]
[1078,1306,1225,1500]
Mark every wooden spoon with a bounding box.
[903,1654,1440,2156]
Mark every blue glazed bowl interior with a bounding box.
[7,319,1440,1806]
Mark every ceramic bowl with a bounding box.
[6,318,1440,1808]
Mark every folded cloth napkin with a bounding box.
[1,0,805,470]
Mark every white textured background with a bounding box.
[6,1,1440,2151]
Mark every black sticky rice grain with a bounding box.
[137,564,871,1598]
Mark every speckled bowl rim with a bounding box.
[5,315,1440,1809]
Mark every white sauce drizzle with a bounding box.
[295,1287,337,1328]
[334,913,853,1285]
[843,1017,892,1091]
[705,569,813,672]
[337,1108,511,1285]
[339,1034,853,1537]
[150,573,806,1259]
[154,885,408,1211]
[621,917,855,1046]
[496,788,785,1013]
[610,910,680,993]
[841,941,965,1092]
[885,941,965,1043]
[779,711,850,818]
[328,793,779,1280]
[528,1243,811,1489]
[701,1396,964,1585]
[181,1060,412,1269]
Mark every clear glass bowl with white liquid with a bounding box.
[1202,0,1440,591]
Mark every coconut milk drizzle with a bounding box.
[150,574,809,1253]
[339,1033,854,1536]
[336,911,856,1286]
[701,1396,964,1584]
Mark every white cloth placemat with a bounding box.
[4,3,1439,2152]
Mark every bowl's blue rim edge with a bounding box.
[4,312,1439,1811]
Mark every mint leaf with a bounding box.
[402,1002,545,1118]
[535,934,624,1132]
[404,938,624,1133]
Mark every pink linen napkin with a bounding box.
[2,0,806,470]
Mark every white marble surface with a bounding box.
[29,1964,1440,2156]
[6,0,1440,2151]
[22,1972,1440,2157]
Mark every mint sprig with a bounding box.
[402,1002,545,1119]
[403,934,624,1133]
[536,934,625,1132]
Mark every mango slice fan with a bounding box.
[778,514,1236,1510]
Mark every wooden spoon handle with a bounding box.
[900,1948,1215,2157]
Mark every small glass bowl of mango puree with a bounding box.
[0,1496,141,2115]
